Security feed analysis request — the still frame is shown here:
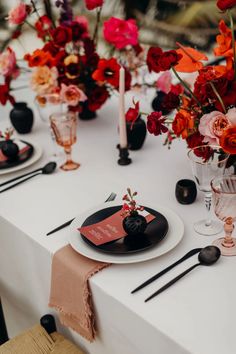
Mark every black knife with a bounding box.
[131,248,202,294]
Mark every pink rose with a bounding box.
[84,0,104,10]
[0,47,19,78]
[60,84,87,106]
[103,17,138,49]
[226,107,236,126]
[156,72,172,93]
[8,2,28,25]
[199,111,230,145]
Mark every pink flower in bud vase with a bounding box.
[156,72,172,94]
[7,2,29,25]
[125,99,140,128]
[0,48,19,79]
[199,111,231,145]
[84,0,104,10]
[60,84,87,107]
[103,17,138,49]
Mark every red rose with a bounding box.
[158,50,182,71]
[103,17,138,49]
[51,26,72,46]
[147,111,168,136]
[147,47,163,73]
[87,86,109,111]
[217,0,236,11]
[84,0,103,10]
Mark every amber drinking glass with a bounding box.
[211,176,236,256]
[50,111,80,171]
[188,145,229,236]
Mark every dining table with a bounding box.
[0,84,235,354]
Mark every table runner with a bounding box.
[49,245,110,342]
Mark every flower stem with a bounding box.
[209,82,226,113]
[171,67,202,107]
[93,7,102,45]
[228,10,236,80]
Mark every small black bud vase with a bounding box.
[126,116,147,150]
[10,102,34,134]
[79,101,97,120]
[123,212,147,235]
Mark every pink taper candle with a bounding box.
[119,66,128,148]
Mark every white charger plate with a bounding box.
[0,141,43,175]
[69,201,184,264]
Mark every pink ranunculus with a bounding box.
[226,107,236,126]
[8,2,28,25]
[199,111,230,145]
[103,17,138,49]
[0,48,19,78]
[60,84,87,107]
[156,72,172,93]
[84,0,104,10]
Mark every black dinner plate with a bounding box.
[80,205,169,254]
[0,140,34,170]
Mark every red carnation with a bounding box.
[147,47,163,73]
[161,92,180,111]
[147,112,168,136]
[186,132,204,149]
[51,26,72,46]
[35,16,52,39]
[217,0,236,11]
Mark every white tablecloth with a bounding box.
[0,87,235,354]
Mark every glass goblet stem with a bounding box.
[65,146,72,164]
[204,192,212,227]
[222,217,235,248]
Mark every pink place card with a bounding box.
[78,210,155,246]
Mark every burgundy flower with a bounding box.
[0,81,15,106]
[147,47,163,73]
[51,26,72,46]
[71,21,88,41]
[186,132,204,149]
[147,112,168,136]
[161,92,180,111]
[217,0,236,11]
[87,86,109,111]
[158,50,182,71]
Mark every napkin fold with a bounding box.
[49,245,110,342]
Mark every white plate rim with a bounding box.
[69,201,184,264]
[0,141,43,175]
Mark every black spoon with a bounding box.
[0,162,57,188]
[145,246,221,302]
[0,162,57,194]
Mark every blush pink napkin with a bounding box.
[49,245,110,342]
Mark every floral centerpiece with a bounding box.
[125,0,236,159]
[0,0,139,116]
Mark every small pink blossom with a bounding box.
[156,72,172,93]
[0,48,19,78]
[226,107,236,126]
[60,84,87,106]
[103,17,138,49]
[7,2,28,25]
[199,111,230,145]
[84,0,104,10]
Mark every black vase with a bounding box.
[10,102,34,134]
[123,213,147,236]
[79,102,97,120]
[126,116,147,150]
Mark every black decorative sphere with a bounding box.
[1,140,19,160]
[10,102,34,134]
[123,213,147,235]
[126,116,147,150]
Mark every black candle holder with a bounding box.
[117,145,132,165]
